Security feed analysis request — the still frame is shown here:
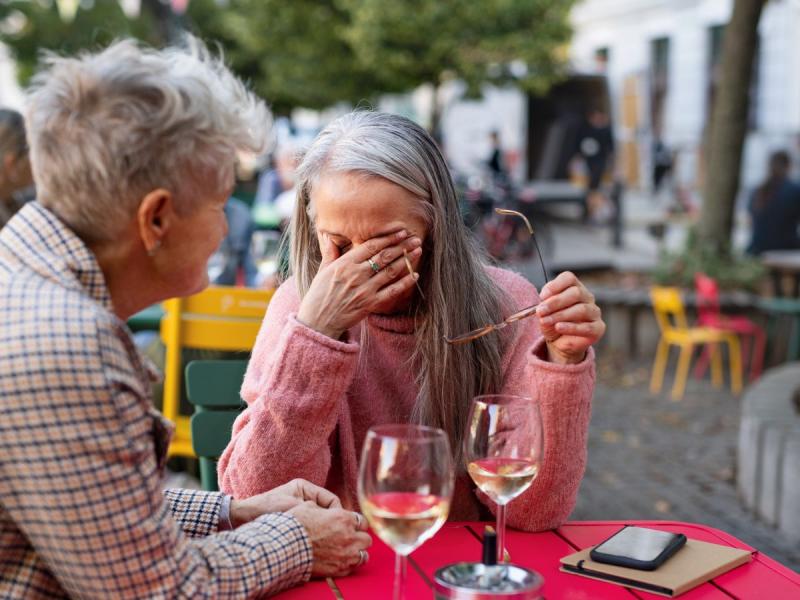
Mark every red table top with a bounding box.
[274,520,800,599]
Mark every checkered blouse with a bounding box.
[0,203,312,598]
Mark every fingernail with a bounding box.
[413,272,420,280]
[541,316,553,325]
[411,246,422,256]
[540,288,551,300]
[397,230,408,239]
[410,237,422,248]
[537,303,549,316]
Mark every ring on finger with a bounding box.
[357,549,369,566]
[367,257,380,274]
[352,512,363,529]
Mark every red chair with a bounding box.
[693,273,765,382]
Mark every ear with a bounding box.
[137,189,174,254]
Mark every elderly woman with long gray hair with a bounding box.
[219,111,606,531]
[0,39,372,599]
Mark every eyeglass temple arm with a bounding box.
[494,208,548,283]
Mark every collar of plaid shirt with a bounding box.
[0,201,160,385]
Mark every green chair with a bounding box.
[185,360,248,491]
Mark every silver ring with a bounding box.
[357,549,369,566]
[367,257,380,274]
[352,512,363,529]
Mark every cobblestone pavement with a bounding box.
[571,350,800,573]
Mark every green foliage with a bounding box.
[341,0,576,98]
[187,0,384,115]
[1,0,576,115]
[652,229,766,292]
[0,0,161,85]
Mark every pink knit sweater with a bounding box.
[218,266,595,532]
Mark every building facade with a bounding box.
[570,0,800,195]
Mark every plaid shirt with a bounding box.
[0,203,312,598]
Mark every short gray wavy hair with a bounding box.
[26,37,270,242]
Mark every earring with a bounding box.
[147,240,162,257]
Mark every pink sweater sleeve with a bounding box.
[217,281,360,499]
[479,269,595,532]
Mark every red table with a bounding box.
[275,520,800,599]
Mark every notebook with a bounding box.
[560,538,752,597]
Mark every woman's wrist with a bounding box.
[545,342,587,365]
[296,311,344,340]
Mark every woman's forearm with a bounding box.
[218,316,359,498]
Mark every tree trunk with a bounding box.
[699,0,765,253]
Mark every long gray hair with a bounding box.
[290,111,508,462]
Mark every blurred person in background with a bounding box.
[574,106,615,222]
[747,150,800,255]
[0,38,370,599]
[254,142,299,209]
[0,108,35,228]
[487,130,508,183]
[212,195,259,287]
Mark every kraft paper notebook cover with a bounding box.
[560,539,752,597]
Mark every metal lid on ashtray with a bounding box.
[434,562,543,599]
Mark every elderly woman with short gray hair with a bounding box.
[220,111,606,531]
[0,39,371,599]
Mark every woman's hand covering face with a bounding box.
[536,271,606,364]
[296,230,423,339]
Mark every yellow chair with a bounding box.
[649,286,743,400]
[160,285,274,458]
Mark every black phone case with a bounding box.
[589,527,688,571]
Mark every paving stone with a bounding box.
[570,351,800,573]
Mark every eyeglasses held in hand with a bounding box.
[445,208,549,345]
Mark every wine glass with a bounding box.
[464,395,543,563]
[358,424,454,600]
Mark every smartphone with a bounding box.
[590,526,687,571]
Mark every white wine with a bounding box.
[467,457,539,505]
[361,492,449,556]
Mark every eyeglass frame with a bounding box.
[445,208,549,345]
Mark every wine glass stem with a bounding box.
[393,552,407,600]
[496,502,507,563]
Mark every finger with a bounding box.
[346,229,408,265]
[351,511,369,531]
[370,246,422,288]
[554,320,606,340]
[539,271,580,300]
[539,302,601,327]
[354,531,373,548]
[373,271,419,305]
[537,284,584,316]
[369,236,423,271]
[297,479,342,509]
[320,234,341,266]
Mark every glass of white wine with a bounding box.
[465,394,543,563]
[358,424,454,600]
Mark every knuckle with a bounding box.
[366,241,379,255]
[385,263,400,279]
[379,250,393,264]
